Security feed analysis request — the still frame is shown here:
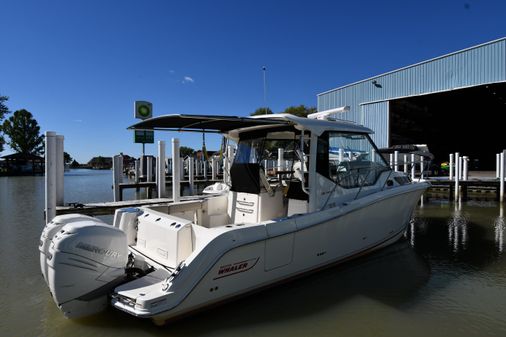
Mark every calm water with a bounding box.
[0,170,505,337]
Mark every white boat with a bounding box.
[39,113,429,325]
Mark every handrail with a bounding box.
[299,130,310,196]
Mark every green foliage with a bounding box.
[2,109,44,155]
[64,152,73,164]
[250,107,273,116]
[282,105,316,117]
[249,105,316,118]
[0,95,10,152]
[179,146,195,158]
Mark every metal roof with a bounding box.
[318,37,506,97]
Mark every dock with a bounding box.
[426,176,500,201]
[56,197,174,216]
[55,196,205,216]
[118,178,221,200]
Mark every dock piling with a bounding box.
[146,156,153,183]
[157,141,166,198]
[463,156,469,181]
[172,138,180,203]
[454,152,460,200]
[113,155,123,202]
[394,150,399,172]
[179,158,185,180]
[410,153,415,180]
[449,154,454,180]
[195,158,200,177]
[211,157,217,180]
[134,159,140,184]
[55,135,64,206]
[497,153,501,179]
[189,157,195,194]
[224,145,233,185]
[45,131,57,223]
[459,156,464,180]
[278,148,285,171]
[501,151,505,202]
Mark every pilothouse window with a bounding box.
[234,134,299,174]
[317,132,390,189]
[231,132,301,194]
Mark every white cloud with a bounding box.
[74,119,83,123]
[182,76,194,84]
[169,70,175,74]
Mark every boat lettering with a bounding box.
[76,242,120,258]
[214,257,259,280]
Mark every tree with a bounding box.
[179,146,195,158]
[64,152,73,164]
[250,107,273,116]
[0,95,10,152]
[2,109,44,155]
[282,105,316,117]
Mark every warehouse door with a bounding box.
[389,82,506,169]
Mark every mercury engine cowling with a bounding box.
[46,219,128,318]
[39,214,97,283]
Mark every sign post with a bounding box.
[134,101,153,154]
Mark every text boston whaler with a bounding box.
[39,112,429,325]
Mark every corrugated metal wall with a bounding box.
[361,101,389,148]
[317,38,506,146]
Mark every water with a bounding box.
[1,170,505,337]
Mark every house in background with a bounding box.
[0,153,44,175]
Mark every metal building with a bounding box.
[317,37,506,169]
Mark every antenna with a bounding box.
[262,65,267,108]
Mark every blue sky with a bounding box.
[1,0,505,162]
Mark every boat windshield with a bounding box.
[234,134,299,171]
[317,132,390,189]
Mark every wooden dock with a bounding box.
[55,195,203,216]
[426,175,500,201]
[118,179,222,200]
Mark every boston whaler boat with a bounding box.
[39,112,429,325]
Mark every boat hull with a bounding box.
[114,183,427,324]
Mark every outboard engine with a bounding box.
[39,214,97,283]
[43,218,128,318]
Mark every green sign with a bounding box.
[134,130,154,144]
[134,101,153,120]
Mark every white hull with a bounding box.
[112,184,426,324]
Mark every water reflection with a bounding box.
[447,201,468,253]
[494,204,505,254]
[409,218,416,247]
